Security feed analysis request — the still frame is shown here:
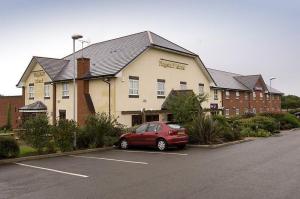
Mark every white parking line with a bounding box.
[70,155,148,165]
[119,150,188,156]
[15,163,89,178]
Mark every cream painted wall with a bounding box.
[24,63,54,124]
[210,89,222,107]
[114,48,221,126]
[89,79,116,114]
[55,81,76,121]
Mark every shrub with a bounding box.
[22,115,51,154]
[52,119,77,152]
[256,129,271,137]
[0,136,20,158]
[234,116,279,134]
[84,113,123,147]
[76,128,92,149]
[260,112,300,130]
[189,113,222,144]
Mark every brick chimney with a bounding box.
[76,57,95,126]
[77,57,90,79]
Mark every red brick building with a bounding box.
[208,69,283,117]
[0,95,24,128]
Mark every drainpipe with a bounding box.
[103,78,111,118]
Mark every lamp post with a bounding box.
[72,34,83,149]
[269,77,276,112]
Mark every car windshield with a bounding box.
[167,124,182,129]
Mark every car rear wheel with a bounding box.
[120,139,128,150]
[157,139,167,151]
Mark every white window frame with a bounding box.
[253,108,256,114]
[28,84,34,99]
[225,91,230,99]
[180,81,187,90]
[260,92,263,99]
[266,94,270,100]
[199,84,204,95]
[157,80,165,97]
[253,92,256,100]
[62,83,69,97]
[245,93,249,100]
[213,90,218,100]
[225,109,230,117]
[129,77,139,96]
[44,84,50,98]
[236,91,240,99]
[236,108,239,115]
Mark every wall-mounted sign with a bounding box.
[33,71,45,83]
[159,59,187,70]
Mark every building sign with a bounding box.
[33,71,45,83]
[159,59,187,70]
[210,103,218,110]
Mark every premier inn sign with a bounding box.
[159,59,187,70]
[33,71,45,83]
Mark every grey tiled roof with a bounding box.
[54,31,196,81]
[19,101,47,111]
[234,75,262,90]
[207,68,249,90]
[266,85,283,94]
[34,57,69,80]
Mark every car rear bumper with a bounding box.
[166,135,189,145]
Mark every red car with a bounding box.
[119,122,188,151]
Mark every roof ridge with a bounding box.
[34,56,65,61]
[207,67,243,76]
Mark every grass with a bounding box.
[19,145,38,157]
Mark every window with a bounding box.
[180,81,187,90]
[225,91,230,99]
[266,94,270,100]
[44,83,50,99]
[236,108,239,115]
[236,91,240,99]
[129,76,139,97]
[62,83,69,98]
[147,123,160,132]
[157,79,165,97]
[245,93,249,100]
[253,108,256,114]
[253,92,256,100]
[260,92,263,99]
[132,115,142,126]
[225,109,230,117]
[146,114,159,122]
[59,110,66,120]
[244,108,249,114]
[28,83,34,99]
[199,83,204,95]
[136,123,148,134]
[213,90,218,100]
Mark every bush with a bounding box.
[76,128,92,149]
[189,113,222,144]
[22,115,51,154]
[52,119,77,152]
[83,113,123,147]
[234,116,279,134]
[0,136,20,158]
[260,112,300,130]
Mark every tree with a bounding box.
[282,95,300,110]
[6,104,12,130]
[165,92,207,125]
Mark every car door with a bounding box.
[142,123,161,146]
[130,123,148,146]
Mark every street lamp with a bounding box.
[269,77,276,112]
[72,34,83,149]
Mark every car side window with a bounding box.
[147,123,158,132]
[156,124,162,132]
[136,124,148,134]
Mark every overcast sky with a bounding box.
[0,0,299,96]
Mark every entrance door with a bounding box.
[146,114,159,122]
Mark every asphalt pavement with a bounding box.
[1,130,300,199]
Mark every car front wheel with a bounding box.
[157,139,167,151]
[120,139,129,150]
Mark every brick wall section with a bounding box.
[77,58,94,126]
[0,95,24,128]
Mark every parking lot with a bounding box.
[1,130,300,199]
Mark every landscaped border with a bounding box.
[0,147,113,165]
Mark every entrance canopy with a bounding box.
[19,101,47,113]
